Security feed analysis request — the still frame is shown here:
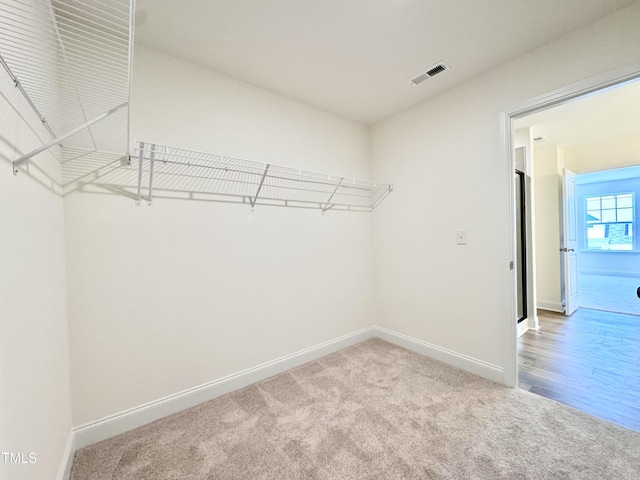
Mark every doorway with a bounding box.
[504,66,640,430]
[576,166,640,316]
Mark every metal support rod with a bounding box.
[323,204,336,213]
[370,184,394,211]
[147,144,156,206]
[0,53,56,139]
[126,0,136,157]
[136,141,144,205]
[250,164,270,208]
[13,101,127,175]
[322,177,344,212]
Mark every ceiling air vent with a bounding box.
[409,61,449,85]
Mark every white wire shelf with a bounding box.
[134,142,393,212]
[0,0,133,175]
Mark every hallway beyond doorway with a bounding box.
[518,309,640,432]
[579,273,640,316]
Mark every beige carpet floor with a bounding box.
[71,339,640,479]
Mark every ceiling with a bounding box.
[514,77,640,148]
[134,0,636,125]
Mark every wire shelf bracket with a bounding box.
[12,101,127,175]
[322,177,344,213]
[250,165,270,209]
[134,141,393,212]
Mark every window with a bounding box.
[585,193,634,251]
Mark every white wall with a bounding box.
[564,133,640,172]
[65,45,374,426]
[0,59,72,480]
[3,2,640,471]
[533,145,564,312]
[567,135,640,277]
[370,2,640,377]
[514,128,533,174]
[576,175,640,275]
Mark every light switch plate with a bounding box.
[456,230,467,245]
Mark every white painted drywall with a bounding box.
[370,2,640,373]
[564,133,640,172]
[567,136,640,277]
[65,46,374,426]
[514,129,533,174]
[0,57,72,480]
[533,145,564,312]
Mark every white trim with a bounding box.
[501,110,519,388]
[372,325,504,384]
[73,326,374,449]
[56,430,75,480]
[65,324,509,464]
[517,320,530,337]
[506,63,640,120]
[537,299,564,313]
[531,312,540,331]
[502,62,640,390]
[580,269,640,277]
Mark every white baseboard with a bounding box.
[56,430,75,480]
[69,324,505,464]
[73,326,375,450]
[372,325,504,384]
[531,313,540,330]
[580,269,639,278]
[517,320,530,337]
[537,299,563,313]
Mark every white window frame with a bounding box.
[584,192,635,252]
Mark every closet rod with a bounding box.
[13,101,127,175]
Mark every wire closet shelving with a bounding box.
[134,142,393,212]
[1,1,393,212]
[0,0,133,179]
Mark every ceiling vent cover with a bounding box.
[409,61,449,85]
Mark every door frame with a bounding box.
[500,62,640,388]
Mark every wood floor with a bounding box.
[518,308,640,432]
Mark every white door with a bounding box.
[562,168,580,315]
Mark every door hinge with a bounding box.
[510,261,514,270]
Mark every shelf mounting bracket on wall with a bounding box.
[147,144,157,206]
[136,141,158,206]
[136,142,144,206]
